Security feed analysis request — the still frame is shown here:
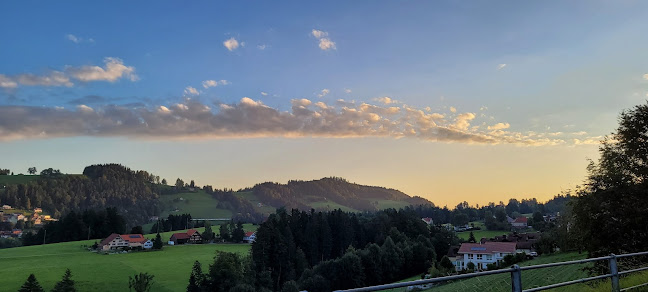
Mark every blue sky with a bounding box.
[1,1,647,206]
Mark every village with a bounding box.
[0,205,57,239]
[96,228,257,252]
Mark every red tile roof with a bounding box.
[513,217,528,224]
[244,231,256,237]
[186,229,199,236]
[458,242,517,254]
[99,233,121,246]
[121,234,147,243]
[171,233,190,240]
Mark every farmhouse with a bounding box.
[481,232,541,255]
[170,229,203,245]
[511,217,528,229]
[243,231,256,243]
[99,233,150,250]
[452,242,517,271]
[421,217,433,225]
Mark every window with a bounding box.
[467,254,473,259]
[476,254,483,260]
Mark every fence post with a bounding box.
[609,254,620,292]
[511,264,522,292]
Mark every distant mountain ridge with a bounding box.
[251,177,431,212]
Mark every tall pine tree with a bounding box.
[19,274,44,292]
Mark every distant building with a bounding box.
[99,233,149,251]
[511,217,528,229]
[243,231,256,243]
[33,208,42,213]
[143,239,154,249]
[2,205,11,210]
[170,229,203,245]
[421,218,433,225]
[452,242,517,271]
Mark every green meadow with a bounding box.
[0,227,256,292]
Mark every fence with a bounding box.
[333,251,648,292]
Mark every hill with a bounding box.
[0,226,257,292]
[250,177,431,213]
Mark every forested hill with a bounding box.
[252,177,431,212]
[0,164,160,225]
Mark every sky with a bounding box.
[2,1,648,207]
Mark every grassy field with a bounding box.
[456,222,509,241]
[235,191,276,215]
[309,200,360,212]
[0,174,40,186]
[0,228,255,292]
[158,190,232,219]
[374,199,412,210]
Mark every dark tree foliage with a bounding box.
[19,274,44,292]
[130,226,144,235]
[219,224,231,242]
[22,208,127,246]
[128,273,155,292]
[51,269,76,292]
[468,231,476,243]
[39,168,62,177]
[187,261,205,292]
[153,233,163,250]
[149,214,192,233]
[573,102,648,272]
[0,168,10,175]
[231,221,245,243]
[205,188,265,223]
[0,164,160,225]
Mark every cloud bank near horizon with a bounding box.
[0,97,597,146]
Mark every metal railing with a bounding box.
[333,251,648,292]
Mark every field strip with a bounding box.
[0,251,87,259]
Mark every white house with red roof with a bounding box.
[511,217,528,229]
[243,231,256,243]
[99,233,150,250]
[421,218,433,225]
[453,242,517,271]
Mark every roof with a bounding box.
[458,242,517,254]
[421,217,433,224]
[244,231,256,237]
[171,233,190,240]
[99,233,121,246]
[121,234,147,243]
[186,229,200,236]
[513,217,528,224]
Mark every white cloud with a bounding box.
[223,37,240,51]
[643,73,648,80]
[66,57,138,82]
[184,86,199,96]
[257,44,267,50]
[449,106,457,113]
[311,29,328,39]
[487,123,510,130]
[66,34,94,44]
[454,113,476,130]
[344,88,352,93]
[261,92,268,96]
[317,89,330,98]
[202,79,229,88]
[373,97,396,105]
[0,75,18,88]
[15,71,72,87]
[77,104,94,113]
[498,64,507,70]
[318,38,336,50]
[312,29,336,51]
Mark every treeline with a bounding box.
[22,207,126,246]
[206,187,265,223]
[246,208,457,291]
[0,164,161,225]
[252,177,431,212]
[149,214,193,233]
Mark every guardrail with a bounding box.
[333,251,648,292]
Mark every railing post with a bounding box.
[609,254,620,292]
[511,264,522,292]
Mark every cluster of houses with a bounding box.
[448,232,541,271]
[98,229,258,251]
[0,206,57,238]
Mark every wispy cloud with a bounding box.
[312,29,336,51]
[317,89,330,98]
[0,97,592,146]
[261,92,268,96]
[184,86,199,96]
[66,34,94,44]
[202,80,229,89]
[223,37,240,51]
[373,97,397,105]
[344,88,352,93]
[257,44,267,50]
[497,64,507,70]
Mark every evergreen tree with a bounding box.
[18,274,44,292]
[219,224,230,242]
[153,233,163,250]
[468,231,476,243]
[130,226,144,234]
[231,222,245,243]
[187,261,204,292]
[51,269,76,292]
[128,273,155,292]
[202,223,213,242]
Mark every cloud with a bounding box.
[449,106,457,113]
[498,64,507,70]
[573,136,602,145]
[184,86,200,96]
[65,57,138,82]
[312,29,336,51]
[66,34,94,44]
[261,92,268,96]
[67,95,108,105]
[643,73,648,80]
[0,75,18,89]
[0,97,583,146]
[317,89,330,98]
[373,97,396,105]
[223,38,240,51]
[344,88,352,93]
[202,80,229,89]
[487,123,510,130]
[257,44,267,50]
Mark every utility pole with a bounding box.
[43,229,46,245]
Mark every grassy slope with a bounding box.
[235,191,276,215]
[0,226,257,292]
[0,174,40,185]
[158,190,232,219]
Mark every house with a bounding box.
[33,208,42,213]
[452,242,517,271]
[421,218,434,225]
[511,217,528,229]
[99,234,129,251]
[481,232,541,255]
[170,229,203,245]
[186,229,203,244]
[143,239,153,249]
[506,216,515,224]
[121,234,148,248]
[2,205,11,210]
[243,231,256,243]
